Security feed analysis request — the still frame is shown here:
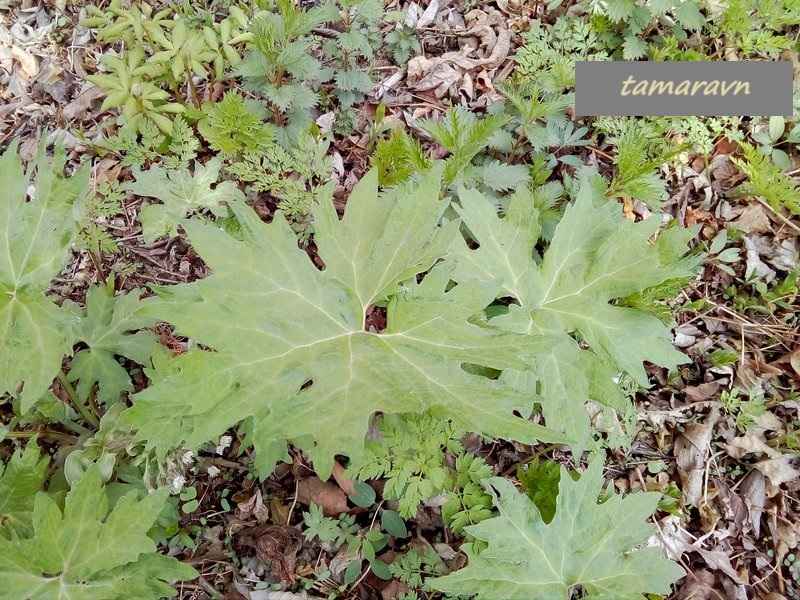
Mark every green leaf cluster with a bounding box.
[198,90,276,157]
[322,0,384,109]
[716,0,800,56]
[64,285,157,406]
[121,166,572,481]
[83,1,252,133]
[126,156,245,243]
[449,175,697,450]
[0,444,197,599]
[302,504,393,584]
[236,0,330,137]
[582,0,708,60]
[597,117,676,207]
[227,128,333,240]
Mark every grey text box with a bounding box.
[575,61,793,117]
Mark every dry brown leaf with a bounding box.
[269,495,291,526]
[254,525,303,584]
[675,408,721,505]
[754,457,800,486]
[380,579,409,600]
[735,203,773,234]
[713,477,748,535]
[723,434,781,460]
[296,476,349,516]
[331,460,356,496]
[739,469,766,537]
[416,0,439,28]
[683,382,720,403]
[10,45,38,79]
[695,547,746,584]
[675,569,718,600]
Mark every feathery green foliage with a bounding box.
[197,90,276,157]
[731,142,800,215]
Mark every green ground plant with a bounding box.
[83,0,251,133]
[730,142,800,215]
[321,0,384,130]
[235,0,331,141]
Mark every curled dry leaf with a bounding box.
[417,0,440,28]
[739,469,766,537]
[753,457,800,487]
[675,408,721,506]
[236,524,303,584]
[331,460,356,497]
[407,9,510,100]
[237,488,270,524]
[296,476,349,516]
[675,568,718,600]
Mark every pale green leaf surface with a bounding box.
[123,168,568,479]
[0,464,197,600]
[66,286,157,404]
[0,442,48,539]
[429,460,685,599]
[453,175,692,385]
[449,178,694,450]
[0,139,88,412]
[126,156,245,243]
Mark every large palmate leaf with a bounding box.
[123,167,567,479]
[65,285,157,405]
[126,156,245,243]
[0,455,197,599]
[429,460,685,599]
[0,139,89,413]
[0,441,49,539]
[450,176,696,448]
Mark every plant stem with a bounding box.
[56,370,100,428]
[6,429,78,445]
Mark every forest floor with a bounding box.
[1,0,800,599]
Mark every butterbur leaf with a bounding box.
[0,441,49,539]
[0,138,89,413]
[0,462,197,599]
[123,167,568,480]
[429,460,685,599]
[126,157,245,243]
[66,286,157,404]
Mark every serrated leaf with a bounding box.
[429,460,685,599]
[122,167,568,480]
[605,0,637,22]
[0,462,197,599]
[674,1,706,31]
[622,35,648,60]
[66,286,157,404]
[0,139,89,413]
[126,157,245,243]
[450,177,694,449]
[0,442,49,538]
[479,161,531,192]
